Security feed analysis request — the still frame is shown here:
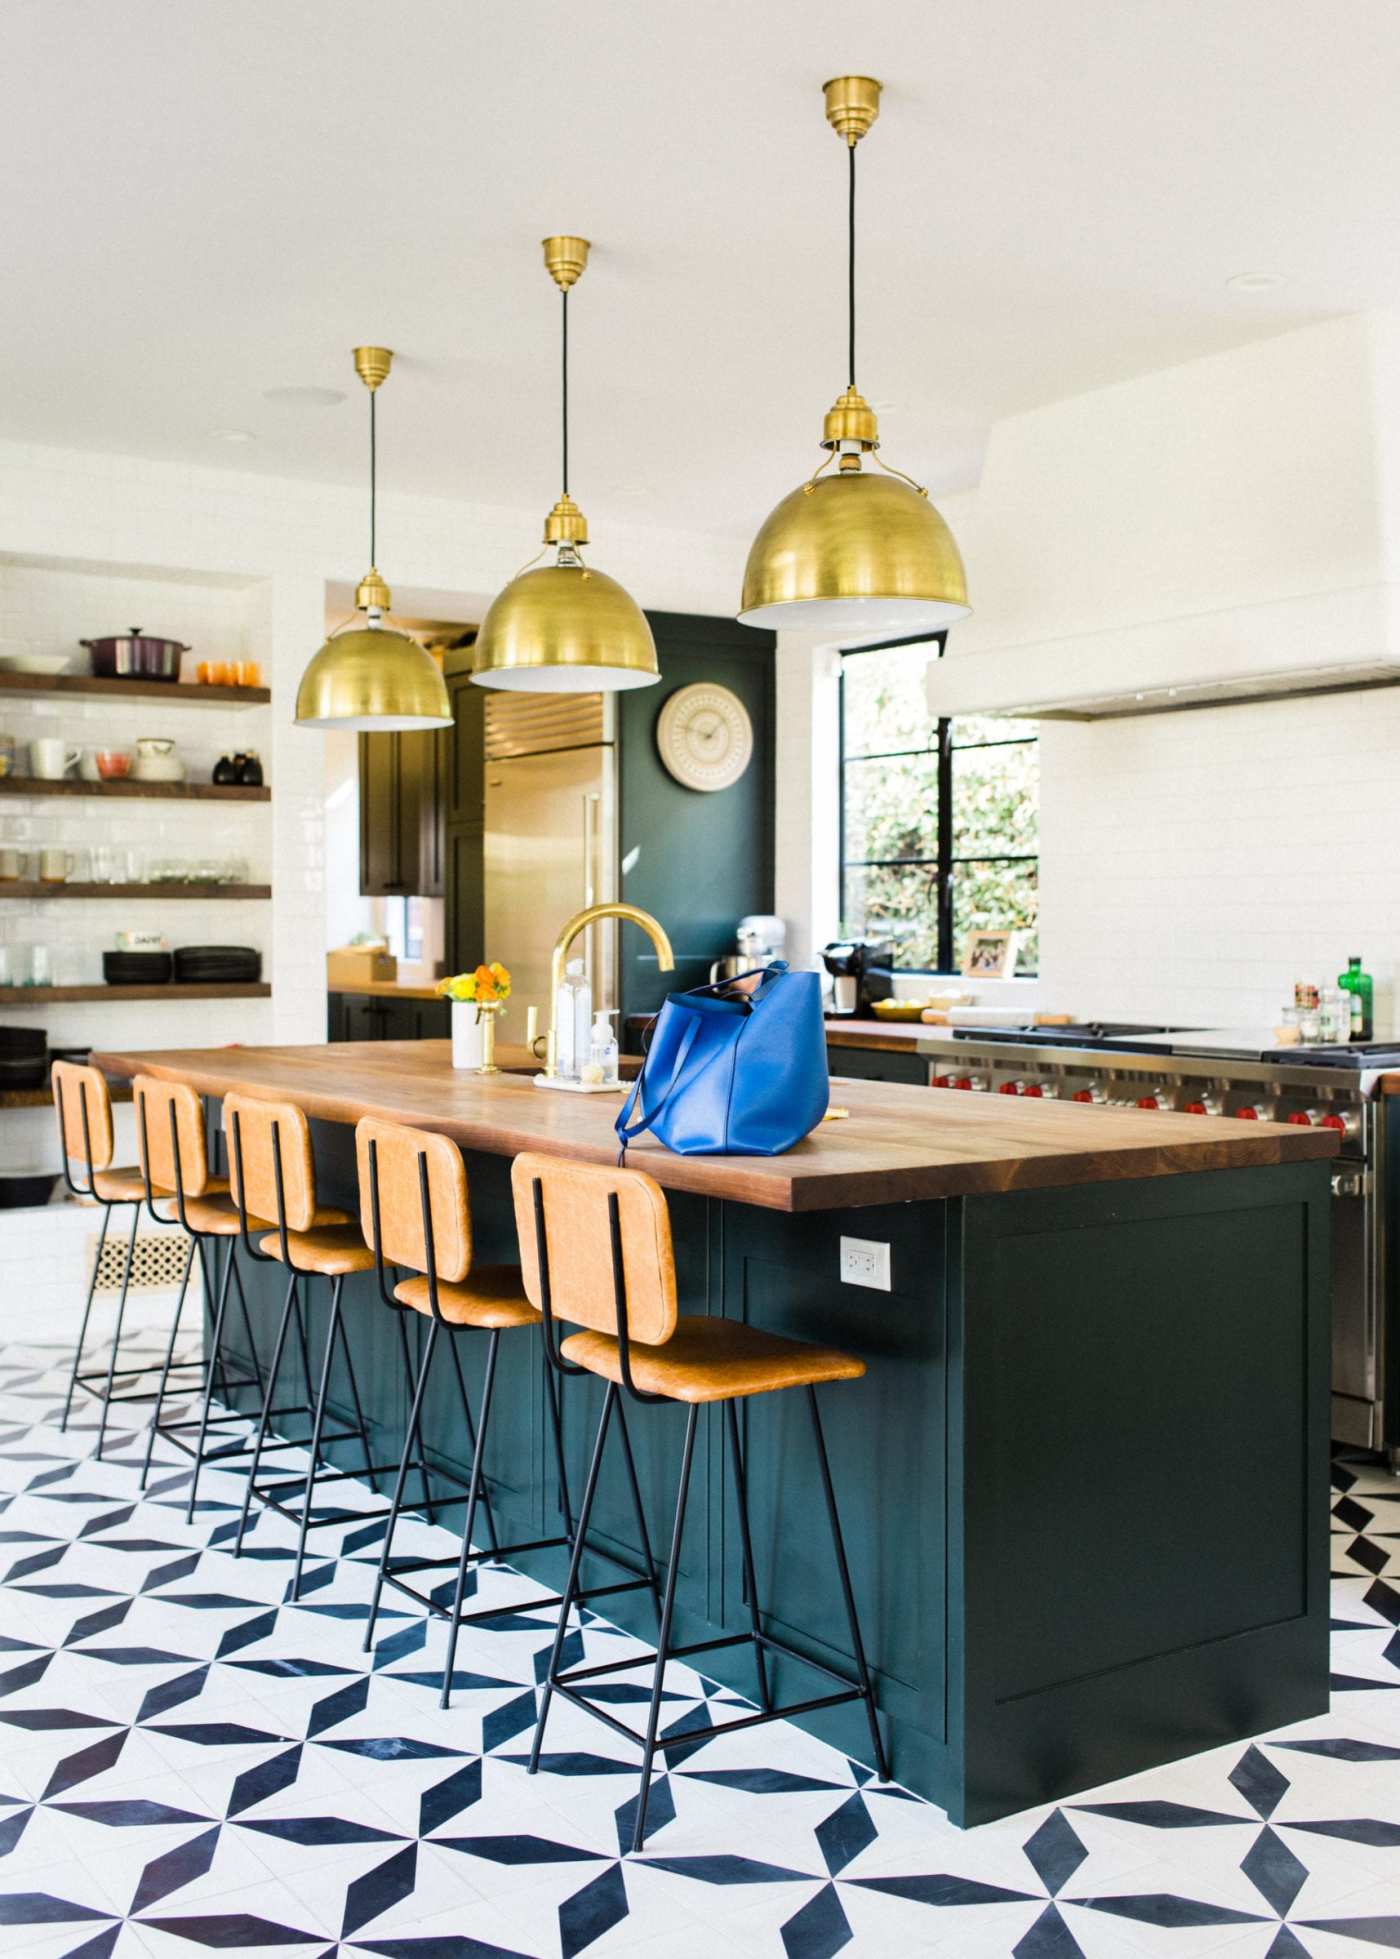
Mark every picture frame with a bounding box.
[962,928,1020,980]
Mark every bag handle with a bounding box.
[615,1015,701,1164]
[684,959,789,1009]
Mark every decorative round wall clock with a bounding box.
[656,682,754,792]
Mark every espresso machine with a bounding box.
[709,914,787,983]
[822,939,895,1017]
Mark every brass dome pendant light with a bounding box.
[471,237,659,692]
[738,77,969,634]
[295,347,452,729]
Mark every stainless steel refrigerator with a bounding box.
[482,690,617,1033]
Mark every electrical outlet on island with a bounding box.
[839,1235,891,1291]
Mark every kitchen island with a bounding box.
[96,1040,1336,1825]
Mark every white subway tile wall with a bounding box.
[1038,688,1400,1031]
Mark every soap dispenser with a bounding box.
[588,1008,619,1086]
[555,957,592,1081]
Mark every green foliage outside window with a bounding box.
[840,644,1039,974]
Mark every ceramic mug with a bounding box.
[0,847,27,880]
[38,848,74,885]
[29,738,80,780]
[77,747,102,781]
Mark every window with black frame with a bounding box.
[839,636,1039,974]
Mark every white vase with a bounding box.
[451,1001,483,1070]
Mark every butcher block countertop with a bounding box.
[93,1040,1338,1215]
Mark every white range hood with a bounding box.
[927,312,1400,721]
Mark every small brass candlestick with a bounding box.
[475,1001,503,1075]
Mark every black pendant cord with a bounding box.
[369,387,377,570]
[561,288,570,498]
[847,139,857,390]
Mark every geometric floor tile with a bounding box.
[2,1328,1399,1958]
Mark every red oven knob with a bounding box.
[1320,1109,1359,1140]
[1022,1082,1046,1098]
[997,1080,1022,1096]
[1183,1100,1207,1115]
[952,1076,974,1091]
[1135,1094,1163,1110]
[1234,1103,1268,1121]
[1286,1111,1313,1126]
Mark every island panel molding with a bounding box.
[93,1039,1336,1211]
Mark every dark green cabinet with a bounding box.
[443,676,485,975]
[327,991,450,1043]
[828,1045,929,1086]
[358,726,448,898]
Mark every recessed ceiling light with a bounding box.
[1226,271,1287,293]
[262,385,347,407]
[210,427,256,443]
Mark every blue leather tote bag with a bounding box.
[615,962,829,1160]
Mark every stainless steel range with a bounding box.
[914,1022,1397,1466]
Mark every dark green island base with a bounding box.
[94,1045,1334,1828]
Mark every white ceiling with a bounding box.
[8,0,1400,541]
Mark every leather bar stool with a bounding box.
[513,1150,889,1853]
[224,1091,394,1599]
[53,1060,180,1459]
[355,1116,660,1709]
[131,1074,267,1513]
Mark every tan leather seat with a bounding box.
[257,1222,375,1276]
[393,1269,538,1331]
[93,1166,172,1204]
[182,1191,272,1237]
[561,1315,865,1404]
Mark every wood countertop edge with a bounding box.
[93,1045,1338,1215]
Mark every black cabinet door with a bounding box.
[378,996,451,1042]
[333,995,390,1042]
[358,727,447,900]
[358,733,406,896]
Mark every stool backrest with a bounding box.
[134,1074,213,1198]
[224,1092,316,1232]
[51,1061,114,1174]
[355,1117,472,1284]
[511,1151,677,1347]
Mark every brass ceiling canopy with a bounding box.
[472,236,659,692]
[738,76,970,634]
[295,346,452,730]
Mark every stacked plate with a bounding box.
[173,945,261,983]
[0,1026,48,1091]
[103,950,173,985]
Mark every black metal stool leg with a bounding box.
[393,1309,435,1519]
[632,1401,699,1853]
[140,1233,197,1488]
[94,1205,141,1461]
[614,1398,661,1620]
[234,1270,299,1556]
[60,1205,110,1432]
[445,1331,500,1554]
[185,1237,237,1523]
[364,1316,440,1652]
[290,1274,346,1600]
[807,1385,888,1782]
[726,1399,771,1714]
[439,1328,501,1709]
[529,1381,617,1774]
[329,1287,376,1486]
[542,1350,573,1535]
[229,1249,262,1387]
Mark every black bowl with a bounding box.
[0,1171,56,1208]
[0,1025,47,1055]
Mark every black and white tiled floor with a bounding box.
[2,1326,1400,1958]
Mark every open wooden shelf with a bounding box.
[1,881,271,900]
[0,1080,133,1109]
[0,982,270,1004]
[0,776,269,802]
[0,671,269,706]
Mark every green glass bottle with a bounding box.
[1339,956,1374,1041]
